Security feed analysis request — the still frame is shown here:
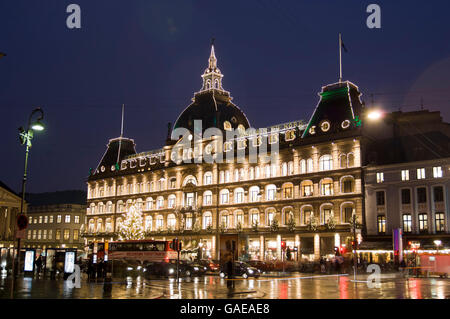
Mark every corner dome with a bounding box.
[172,44,251,136]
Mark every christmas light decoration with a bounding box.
[118,204,145,241]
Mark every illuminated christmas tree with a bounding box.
[118,204,145,240]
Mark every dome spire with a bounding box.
[200,39,224,92]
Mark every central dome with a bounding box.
[172,44,251,136]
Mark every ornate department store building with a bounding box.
[83,45,365,262]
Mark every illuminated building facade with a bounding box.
[84,45,366,262]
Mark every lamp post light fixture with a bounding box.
[367,109,383,121]
[10,107,45,298]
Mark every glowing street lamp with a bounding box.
[11,107,45,298]
[367,109,383,121]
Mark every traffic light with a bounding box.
[173,239,182,251]
[281,241,286,250]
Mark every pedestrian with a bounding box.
[35,255,43,276]
[320,258,325,273]
[97,259,104,280]
[50,256,56,280]
[225,254,233,289]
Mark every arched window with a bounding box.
[341,202,355,224]
[206,79,211,89]
[106,201,113,213]
[156,196,164,209]
[301,206,313,225]
[220,189,230,204]
[320,204,333,225]
[235,210,244,227]
[240,168,245,181]
[249,167,254,180]
[220,171,225,183]
[301,180,314,197]
[340,176,355,193]
[250,209,260,226]
[96,219,103,233]
[320,178,334,196]
[234,169,239,182]
[266,208,276,226]
[156,215,164,230]
[116,218,123,231]
[204,171,213,185]
[98,203,104,213]
[136,198,143,212]
[234,187,245,204]
[283,207,294,225]
[265,165,271,178]
[145,197,154,211]
[347,153,355,167]
[319,154,333,171]
[88,219,95,232]
[266,184,277,201]
[282,162,288,176]
[225,171,230,183]
[203,190,213,206]
[249,186,260,202]
[288,161,294,175]
[116,201,124,213]
[168,194,176,208]
[282,183,294,199]
[307,158,314,173]
[182,175,197,187]
[167,214,176,228]
[145,216,152,231]
[203,212,212,229]
[168,177,177,189]
[105,218,113,232]
[340,154,347,168]
[220,211,230,229]
[255,166,260,179]
[300,159,306,174]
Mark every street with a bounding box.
[1,272,449,299]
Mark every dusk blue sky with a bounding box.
[1,0,450,193]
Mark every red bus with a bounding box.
[107,240,177,262]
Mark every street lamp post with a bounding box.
[10,107,45,298]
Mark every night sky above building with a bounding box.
[1,0,450,193]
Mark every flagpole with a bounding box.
[116,104,124,164]
[339,33,342,83]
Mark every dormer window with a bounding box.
[224,121,232,131]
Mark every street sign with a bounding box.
[17,214,28,230]
[16,228,25,239]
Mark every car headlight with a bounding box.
[194,267,199,271]
[204,267,207,271]
[137,266,142,270]
[168,268,174,274]
[248,269,254,274]
[127,267,133,271]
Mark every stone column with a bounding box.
[314,234,320,261]
[276,234,282,260]
[259,235,264,261]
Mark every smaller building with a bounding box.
[0,180,26,271]
[24,204,86,256]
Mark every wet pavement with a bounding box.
[0,272,449,299]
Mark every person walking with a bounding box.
[35,255,43,277]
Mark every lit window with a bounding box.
[43,229,47,240]
[401,170,409,181]
[433,166,443,178]
[204,172,213,185]
[307,158,314,173]
[56,230,61,240]
[74,216,80,224]
[435,213,445,232]
[320,179,333,196]
[402,214,412,233]
[220,190,229,204]
[377,215,386,233]
[418,214,428,232]
[203,191,212,206]
[38,230,41,240]
[417,168,425,179]
[73,230,79,241]
[376,172,384,183]
[63,229,70,240]
[39,216,42,224]
[319,155,333,171]
[266,185,277,201]
[185,214,192,229]
[57,215,62,223]
[203,213,212,229]
[168,195,176,208]
[44,216,48,223]
[49,215,53,223]
[235,188,244,204]
[65,215,71,223]
[167,214,176,228]
[321,208,332,224]
[249,186,260,202]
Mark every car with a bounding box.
[247,260,273,273]
[198,259,220,272]
[219,261,261,279]
[178,260,208,277]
